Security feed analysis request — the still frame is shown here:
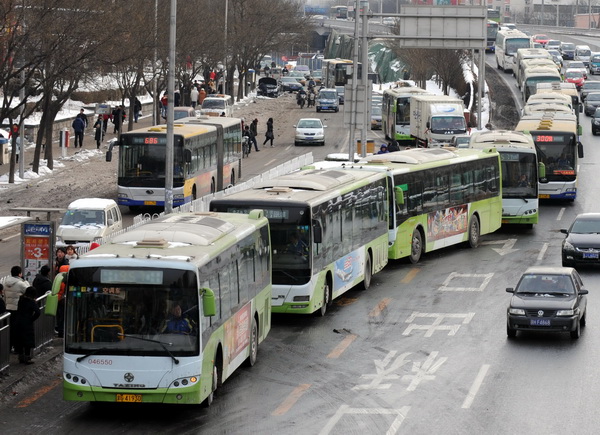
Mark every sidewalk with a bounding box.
[0,338,63,403]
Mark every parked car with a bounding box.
[564,69,585,90]
[279,77,303,92]
[173,106,197,120]
[584,92,600,115]
[506,266,588,339]
[257,77,279,98]
[562,213,600,264]
[294,118,327,146]
[371,105,382,130]
[580,81,600,102]
[560,42,576,60]
[56,198,123,249]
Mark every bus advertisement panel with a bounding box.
[46,210,271,406]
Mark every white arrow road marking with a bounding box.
[481,238,518,256]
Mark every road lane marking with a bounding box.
[401,268,420,283]
[462,364,490,409]
[16,377,62,408]
[537,243,548,262]
[319,404,411,435]
[271,383,311,416]
[369,298,392,317]
[327,334,357,359]
[557,207,565,221]
[439,272,494,292]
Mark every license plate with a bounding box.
[539,194,550,199]
[530,319,551,326]
[116,394,142,403]
[144,201,157,206]
[583,252,599,259]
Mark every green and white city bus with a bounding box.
[334,147,503,263]
[210,168,390,316]
[46,211,271,405]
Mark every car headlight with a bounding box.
[563,240,575,251]
[508,308,525,315]
[556,309,575,316]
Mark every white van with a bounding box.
[56,198,123,248]
[575,45,592,67]
[199,94,233,117]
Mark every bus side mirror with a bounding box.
[106,150,112,162]
[45,272,67,316]
[578,124,583,136]
[578,141,584,158]
[312,221,322,244]
[184,149,192,163]
[538,162,546,179]
[202,288,216,317]
[394,186,405,205]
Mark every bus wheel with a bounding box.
[245,317,258,367]
[361,254,372,290]
[318,282,330,317]
[409,230,422,264]
[468,215,480,248]
[204,365,218,407]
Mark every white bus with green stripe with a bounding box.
[46,210,271,405]
[210,167,390,316]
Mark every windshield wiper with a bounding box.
[117,333,179,364]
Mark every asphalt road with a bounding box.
[3,48,600,433]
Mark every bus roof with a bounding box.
[527,92,573,106]
[214,168,387,206]
[469,130,536,151]
[383,86,431,98]
[122,123,217,138]
[175,116,242,129]
[516,112,578,133]
[77,211,267,267]
[358,147,498,169]
[536,82,578,96]
[522,103,573,115]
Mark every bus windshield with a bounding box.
[533,133,577,180]
[506,38,531,55]
[501,152,537,198]
[65,267,200,356]
[118,135,184,188]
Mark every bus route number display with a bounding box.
[129,136,168,145]
[534,134,565,143]
[100,269,163,285]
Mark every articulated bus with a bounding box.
[112,119,242,210]
[382,86,431,145]
[495,29,531,72]
[46,211,271,405]
[469,130,540,227]
[516,112,584,200]
[486,20,499,52]
[211,168,390,316]
[311,148,503,263]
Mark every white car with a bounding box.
[294,118,327,146]
[546,40,561,50]
[565,60,588,78]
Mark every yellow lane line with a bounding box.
[401,268,420,284]
[16,377,62,408]
[271,383,311,416]
[369,297,392,317]
[327,334,357,359]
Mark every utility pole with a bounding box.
[165,0,176,214]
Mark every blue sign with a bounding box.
[24,223,51,236]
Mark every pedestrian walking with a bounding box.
[174,89,181,107]
[76,108,89,128]
[160,92,168,119]
[72,116,85,148]
[112,105,125,134]
[263,117,275,147]
[32,265,52,298]
[133,98,142,123]
[93,115,104,149]
[14,286,41,364]
[190,86,199,109]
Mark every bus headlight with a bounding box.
[171,376,199,388]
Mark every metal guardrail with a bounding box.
[34,292,56,352]
[0,312,10,377]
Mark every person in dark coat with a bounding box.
[14,287,41,364]
[72,116,85,148]
[93,115,104,149]
[32,265,52,298]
